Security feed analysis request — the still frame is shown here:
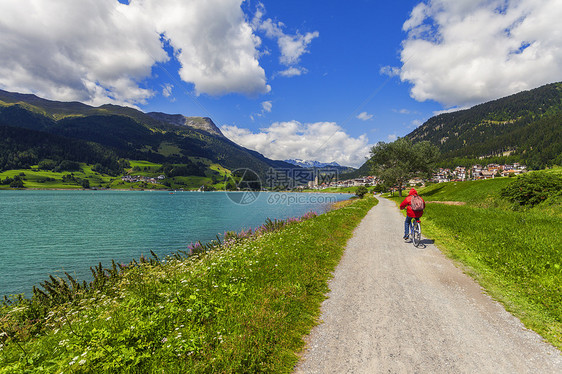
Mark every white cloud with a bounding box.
[261,101,272,113]
[277,31,320,66]
[357,112,374,121]
[252,3,318,75]
[387,134,398,142]
[143,0,270,97]
[0,0,269,106]
[221,121,372,168]
[400,0,562,108]
[162,83,173,98]
[278,67,307,77]
[394,108,411,114]
[380,66,401,77]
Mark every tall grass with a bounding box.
[0,197,377,373]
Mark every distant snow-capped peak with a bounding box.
[284,159,342,168]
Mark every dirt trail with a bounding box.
[294,197,561,373]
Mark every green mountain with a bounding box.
[0,89,297,178]
[408,82,562,169]
[350,82,562,176]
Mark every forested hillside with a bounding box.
[0,89,297,178]
[0,125,124,174]
[408,82,562,169]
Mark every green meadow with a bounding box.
[0,196,377,373]
[0,160,234,191]
[0,165,115,190]
[389,171,562,350]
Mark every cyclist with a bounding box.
[399,188,425,240]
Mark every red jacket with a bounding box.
[400,188,424,218]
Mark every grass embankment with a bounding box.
[389,173,562,350]
[0,197,377,373]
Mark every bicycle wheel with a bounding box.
[412,220,422,247]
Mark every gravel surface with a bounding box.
[294,197,562,373]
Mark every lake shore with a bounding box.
[0,196,377,372]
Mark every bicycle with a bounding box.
[409,219,422,247]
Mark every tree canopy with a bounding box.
[369,138,440,196]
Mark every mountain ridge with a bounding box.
[284,159,343,168]
[0,89,224,138]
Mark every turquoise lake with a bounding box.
[0,190,350,297]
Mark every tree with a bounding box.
[372,184,386,193]
[10,176,24,188]
[355,185,368,198]
[38,159,57,170]
[369,138,440,197]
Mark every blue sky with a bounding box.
[1,0,561,167]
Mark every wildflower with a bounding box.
[79,359,86,365]
[162,337,168,343]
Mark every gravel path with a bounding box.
[294,197,562,373]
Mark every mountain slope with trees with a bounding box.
[0,89,297,179]
[408,82,562,169]
[347,82,562,177]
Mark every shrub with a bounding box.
[9,179,24,188]
[500,171,562,208]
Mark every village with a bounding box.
[120,163,528,191]
[308,163,528,189]
[120,174,166,184]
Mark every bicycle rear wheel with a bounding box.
[412,220,422,247]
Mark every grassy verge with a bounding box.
[0,197,377,373]
[388,177,562,350]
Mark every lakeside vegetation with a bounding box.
[0,196,377,373]
[388,169,562,350]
